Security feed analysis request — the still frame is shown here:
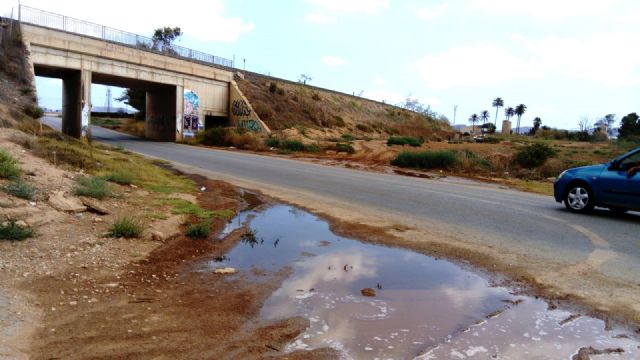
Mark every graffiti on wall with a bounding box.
[232,99,252,117]
[237,119,262,132]
[183,89,201,137]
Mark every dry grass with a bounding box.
[236,73,452,141]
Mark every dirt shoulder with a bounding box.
[0,129,335,359]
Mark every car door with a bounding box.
[597,150,640,209]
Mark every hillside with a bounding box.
[236,72,452,141]
[0,19,40,132]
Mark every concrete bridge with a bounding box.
[19,6,269,140]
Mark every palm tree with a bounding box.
[480,110,490,125]
[505,107,515,122]
[469,114,479,134]
[492,97,504,126]
[514,104,527,134]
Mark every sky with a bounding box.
[4,0,640,130]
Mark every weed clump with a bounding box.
[73,176,111,199]
[387,136,425,147]
[108,217,143,238]
[392,150,458,169]
[103,170,134,185]
[185,220,211,239]
[5,179,36,200]
[0,220,34,241]
[335,143,355,154]
[0,150,21,179]
[514,143,557,168]
[199,127,228,147]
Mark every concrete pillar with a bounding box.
[61,70,82,138]
[81,69,92,138]
[60,69,91,139]
[175,85,184,141]
[145,86,177,141]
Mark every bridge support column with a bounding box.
[61,69,91,138]
[175,85,184,141]
[145,86,176,141]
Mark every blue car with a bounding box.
[554,147,640,213]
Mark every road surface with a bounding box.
[44,117,640,290]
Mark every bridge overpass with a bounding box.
[18,6,269,140]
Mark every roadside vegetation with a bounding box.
[108,217,144,238]
[0,220,34,241]
[73,176,111,199]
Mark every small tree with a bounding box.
[619,112,640,139]
[299,74,312,85]
[152,26,182,53]
[505,107,515,123]
[480,110,490,125]
[115,89,145,119]
[530,117,541,135]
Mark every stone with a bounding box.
[15,220,28,228]
[213,267,237,275]
[149,231,166,242]
[48,191,87,213]
[80,197,110,215]
[361,288,376,297]
[0,196,17,208]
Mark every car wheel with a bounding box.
[564,184,594,213]
[609,207,628,215]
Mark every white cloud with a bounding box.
[465,0,621,20]
[306,0,389,14]
[526,33,640,87]
[305,13,336,24]
[411,44,542,89]
[416,4,448,20]
[11,0,253,42]
[321,56,345,67]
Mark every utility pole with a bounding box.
[105,87,112,113]
[453,105,458,125]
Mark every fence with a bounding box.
[18,5,233,68]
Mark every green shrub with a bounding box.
[483,137,501,144]
[387,136,425,147]
[103,170,134,185]
[391,150,458,169]
[311,93,321,101]
[19,86,33,95]
[269,82,278,93]
[335,143,355,154]
[282,139,306,152]
[0,150,21,179]
[333,116,346,127]
[356,123,371,132]
[108,217,143,238]
[341,134,354,142]
[185,220,211,239]
[73,176,110,199]
[5,179,36,200]
[0,220,34,241]
[265,138,280,148]
[199,127,228,147]
[24,104,44,119]
[514,143,557,168]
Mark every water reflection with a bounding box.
[208,205,639,359]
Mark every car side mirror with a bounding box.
[609,160,620,170]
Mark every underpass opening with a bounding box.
[34,65,83,137]
[204,114,230,128]
[91,72,177,142]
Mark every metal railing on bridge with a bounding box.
[18,5,234,68]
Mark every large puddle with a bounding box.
[207,205,639,359]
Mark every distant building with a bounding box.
[91,106,137,114]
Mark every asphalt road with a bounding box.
[43,117,640,283]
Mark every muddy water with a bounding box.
[208,205,639,359]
